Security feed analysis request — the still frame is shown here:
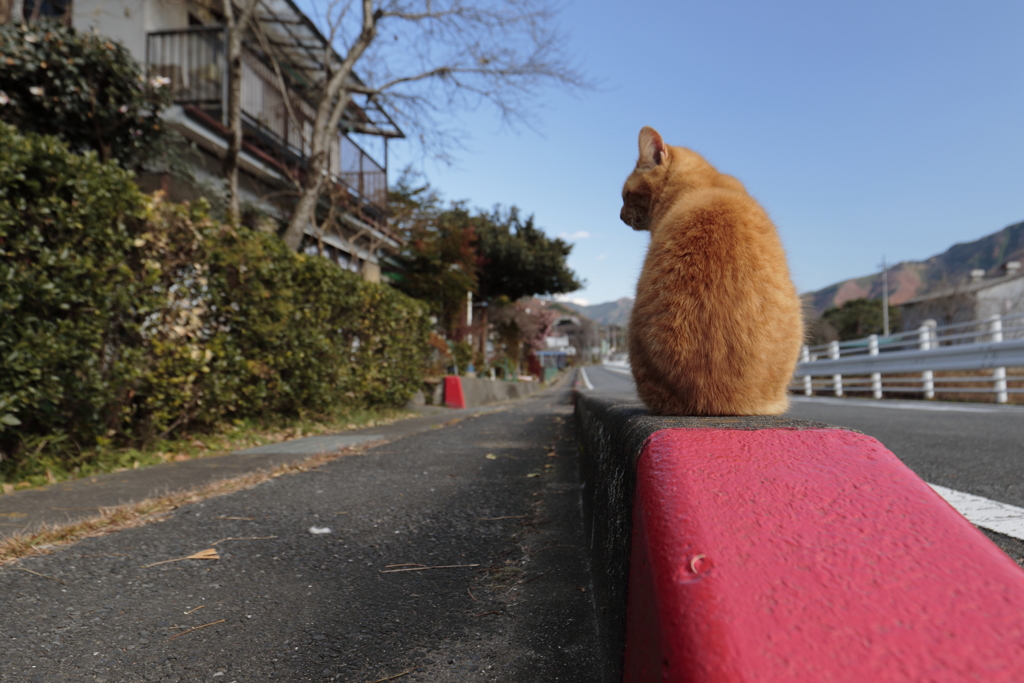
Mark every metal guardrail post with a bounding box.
[801,345,812,396]
[794,312,1024,400]
[919,322,935,399]
[869,334,882,399]
[989,315,1008,404]
[829,340,842,397]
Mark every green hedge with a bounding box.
[0,123,430,475]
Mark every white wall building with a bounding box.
[28,0,404,281]
[900,262,1024,332]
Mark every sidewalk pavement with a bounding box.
[0,403,507,538]
[0,376,603,682]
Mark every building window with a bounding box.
[23,0,70,22]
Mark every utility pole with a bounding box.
[880,256,890,337]
[466,291,473,350]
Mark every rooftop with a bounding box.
[901,265,1024,305]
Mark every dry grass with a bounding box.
[0,439,383,568]
[1,406,413,492]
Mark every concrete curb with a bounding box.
[446,375,542,409]
[573,390,837,680]
[574,388,1024,681]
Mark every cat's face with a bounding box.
[620,126,669,232]
[620,182,652,231]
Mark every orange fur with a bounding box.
[621,126,803,416]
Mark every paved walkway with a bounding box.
[0,379,602,682]
[0,405,506,537]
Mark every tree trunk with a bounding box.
[282,169,327,250]
[221,0,257,225]
[280,88,354,249]
[223,49,243,222]
[280,0,378,251]
[477,305,488,360]
[222,8,243,222]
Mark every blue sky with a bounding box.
[380,0,1023,305]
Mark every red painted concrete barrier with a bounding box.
[623,428,1024,682]
[443,375,466,409]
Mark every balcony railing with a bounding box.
[146,27,387,211]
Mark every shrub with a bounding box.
[0,124,431,477]
[0,121,153,461]
[450,341,473,375]
[820,298,902,341]
[0,22,170,167]
[199,225,432,421]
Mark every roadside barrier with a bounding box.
[443,375,467,409]
[442,375,540,409]
[794,312,1024,402]
[574,390,1024,682]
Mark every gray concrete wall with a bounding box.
[73,0,189,64]
[449,376,540,409]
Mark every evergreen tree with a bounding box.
[388,174,581,338]
[0,22,169,167]
[820,298,902,341]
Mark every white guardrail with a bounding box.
[793,313,1024,403]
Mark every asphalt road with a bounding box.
[0,406,510,537]
[578,366,634,395]
[786,397,1024,506]
[0,384,602,682]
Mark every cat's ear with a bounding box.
[638,126,667,168]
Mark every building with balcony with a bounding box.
[64,0,404,281]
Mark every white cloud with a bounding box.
[558,231,591,240]
[595,254,608,261]
[554,294,589,307]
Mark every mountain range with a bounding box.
[563,297,633,326]
[563,220,1024,325]
[802,220,1024,317]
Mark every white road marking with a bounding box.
[791,395,1022,414]
[600,364,633,377]
[578,367,594,390]
[928,484,1024,541]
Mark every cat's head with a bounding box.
[620,127,726,231]
[619,126,669,231]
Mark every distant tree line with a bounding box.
[387,172,582,374]
[809,298,903,344]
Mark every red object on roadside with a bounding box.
[624,428,1024,682]
[443,375,466,409]
[525,352,542,379]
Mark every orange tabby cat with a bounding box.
[621,126,803,416]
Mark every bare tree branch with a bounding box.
[282,0,381,248]
[380,9,471,21]
[252,0,591,252]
